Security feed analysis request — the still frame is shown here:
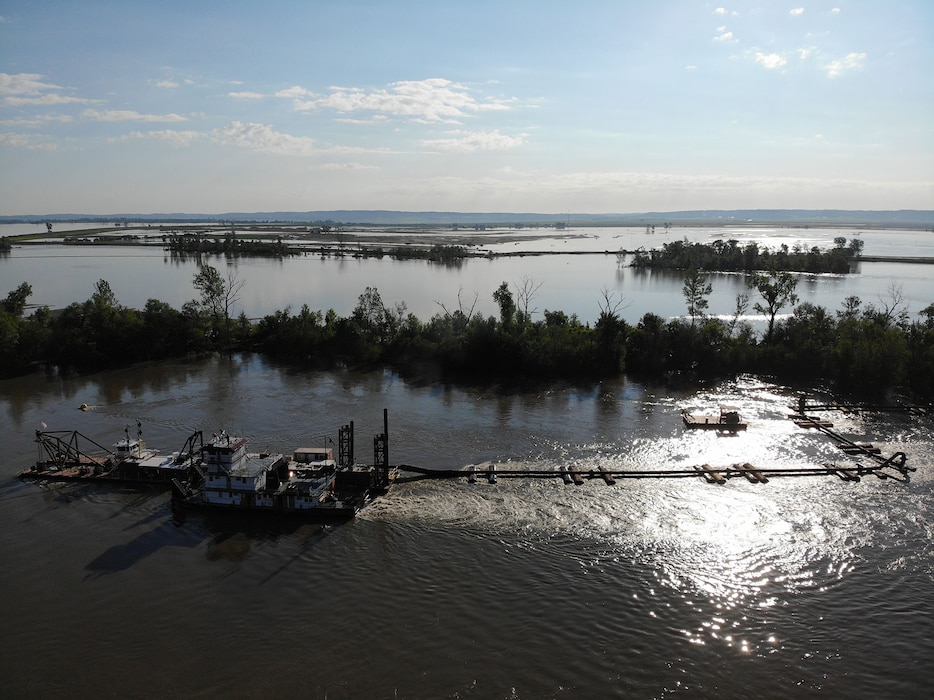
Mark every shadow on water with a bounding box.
[84,520,197,577]
[170,499,337,570]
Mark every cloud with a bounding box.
[423,129,527,153]
[0,132,57,150]
[714,7,727,14]
[754,52,787,69]
[319,162,380,171]
[798,48,811,60]
[0,114,73,127]
[288,78,511,123]
[5,94,102,106]
[155,80,179,88]
[832,8,841,14]
[826,52,866,77]
[790,8,804,16]
[211,121,316,155]
[228,91,265,99]
[0,72,102,106]
[713,31,736,43]
[276,85,316,99]
[0,73,61,96]
[108,121,317,156]
[114,129,201,147]
[83,109,187,122]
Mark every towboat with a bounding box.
[171,430,393,519]
[172,410,397,518]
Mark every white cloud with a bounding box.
[83,109,187,122]
[714,31,737,43]
[0,132,57,150]
[826,52,866,77]
[423,129,527,153]
[108,121,318,155]
[714,7,727,15]
[0,72,102,106]
[798,48,811,60]
[832,8,841,14]
[289,78,511,123]
[4,93,102,106]
[790,8,805,16]
[155,80,179,89]
[754,52,787,69]
[0,73,61,96]
[319,162,380,171]
[211,121,316,155]
[275,85,316,99]
[0,114,73,127]
[228,91,265,99]
[335,115,390,125]
[114,129,201,147]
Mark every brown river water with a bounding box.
[1,354,932,698]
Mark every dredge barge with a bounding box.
[20,424,204,486]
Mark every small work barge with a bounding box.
[171,410,395,519]
[20,424,205,486]
[682,405,747,433]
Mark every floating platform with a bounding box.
[789,415,834,428]
[682,407,747,432]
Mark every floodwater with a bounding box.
[1,355,932,698]
[1,225,932,326]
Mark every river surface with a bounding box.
[1,355,932,698]
[2,225,932,326]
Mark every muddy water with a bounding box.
[1,355,932,698]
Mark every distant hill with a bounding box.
[1,209,931,227]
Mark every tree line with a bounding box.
[631,236,863,274]
[1,264,932,400]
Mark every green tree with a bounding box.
[749,270,799,343]
[682,267,712,328]
[2,282,32,316]
[493,282,516,329]
[192,265,243,348]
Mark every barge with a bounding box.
[682,405,747,433]
[172,411,395,519]
[20,425,205,486]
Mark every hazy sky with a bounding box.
[1,1,931,215]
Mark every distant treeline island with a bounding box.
[1,247,932,399]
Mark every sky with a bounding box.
[0,0,932,215]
